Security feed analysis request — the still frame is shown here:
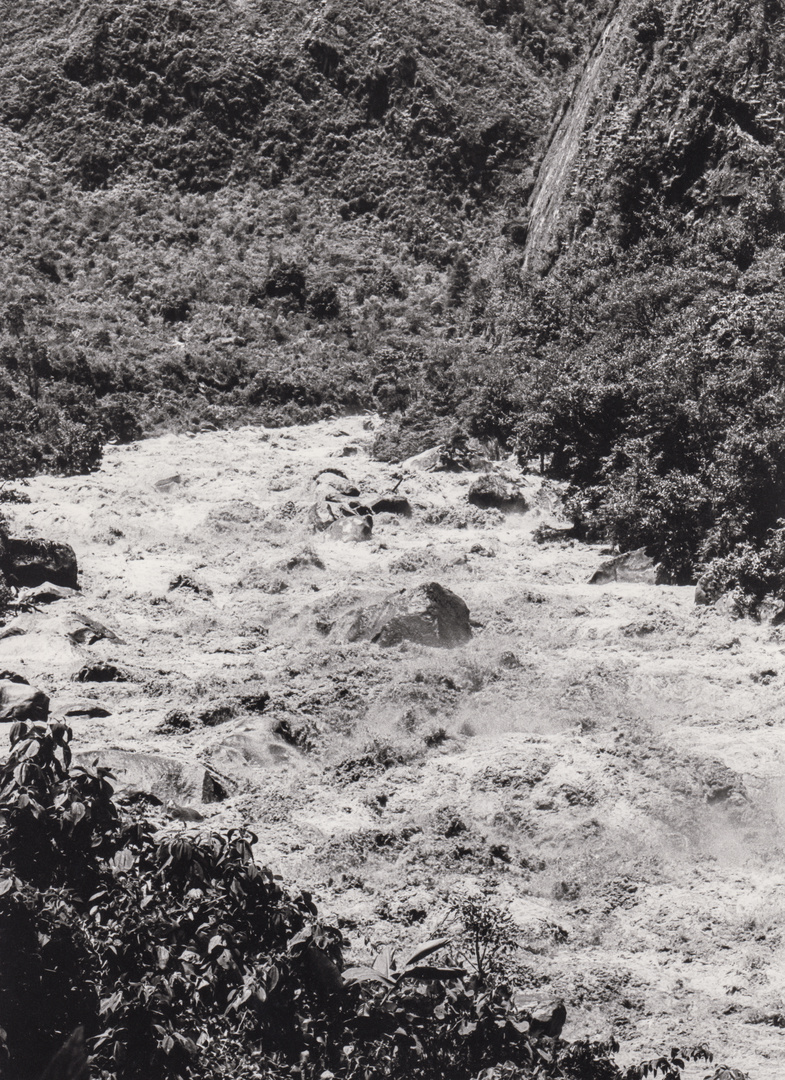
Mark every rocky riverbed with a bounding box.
[3,415,784,1077]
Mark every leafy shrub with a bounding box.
[264,264,307,308]
[307,283,341,320]
[449,896,518,984]
[698,522,785,613]
[0,721,340,1079]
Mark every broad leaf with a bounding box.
[402,936,452,970]
[372,945,393,980]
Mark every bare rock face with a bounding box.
[0,672,49,722]
[346,582,472,648]
[589,547,667,585]
[467,474,527,513]
[5,538,78,590]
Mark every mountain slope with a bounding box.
[0,0,581,472]
[484,0,785,589]
[4,0,785,595]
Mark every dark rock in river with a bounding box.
[346,582,472,648]
[0,672,49,722]
[5,538,78,590]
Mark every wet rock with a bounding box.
[155,474,182,492]
[115,789,163,810]
[66,614,124,645]
[5,538,78,589]
[159,708,192,732]
[311,489,373,540]
[589,547,667,585]
[310,499,339,531]
[0,673,49,722]
[327,515,372,542]
[169,574,212,596]
[17,582,76,604]
[468,475,527,513]
[166,801,204,822]
[314,468,360,498]
[201,771,229,803]
[202,733,292,785]
[403,441,495,473]
[75,748,208,803]
[198,703,235,727]
[523,999,567,1039]
[533,523,579,544]
[62,700,112,718]
[401,446,443,472]
[237,691,270,714]
[276,548,325,572]
[72,662,128,683]
[273,718,313,751]
[371,495,411,516]
[345,582,472,648]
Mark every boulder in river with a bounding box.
[467,474,527,513]
[589,548,667,585]
[72,662,128,683]
[5,538,78,590]
[345,582,472,648]
[327,515,372,542]
[0,672,49,722]
[75,748,229,804]
[17,582,77,604]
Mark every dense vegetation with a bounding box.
[3,1,785,579]
[0,720,723,1079]
[488,0,785,588]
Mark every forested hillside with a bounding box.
[490,0,785,592]
[0,0,566,468]
[3,0,785,592]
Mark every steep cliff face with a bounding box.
[480,0,785,586]
[522,0,785,273]
[523,0,638,273]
